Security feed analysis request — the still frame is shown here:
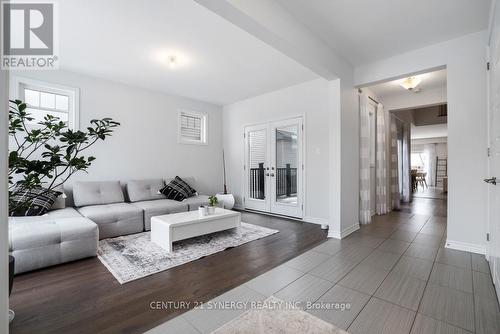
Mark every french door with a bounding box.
[244,117,303,218]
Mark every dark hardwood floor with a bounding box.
[9,211,328,334]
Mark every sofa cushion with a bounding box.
[131,199,189,231]
[77,203,143,239]
[9,216,98,274]
[127,179,165,202]
[73,181,124,207]
[184,195,210,211]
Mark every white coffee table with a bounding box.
[151,208,241,252]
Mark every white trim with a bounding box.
[303,216,329,225]
[445,239,486,255]
[177,109,208,145]
[328,223,360,239]
[10,75,80,130]
[236,208,324,226]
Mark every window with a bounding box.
[178,110,207,145]
[12,76,79,130]
[411,152,426,170]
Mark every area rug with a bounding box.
[211,296,348,334]
[97,223,278,284]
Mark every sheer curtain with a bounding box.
[401,123,412,202]
[359,95,371,224]
[375,103,388,215]
[424,144,436,187]
[390,116,401,210]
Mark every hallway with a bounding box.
[151,198,500,334]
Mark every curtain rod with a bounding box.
[358,88,380,105]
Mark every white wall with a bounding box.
[223,78,333,222]
[355,31,488,254]
[9,70,224,197]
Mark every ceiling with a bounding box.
[369,69,447,98]
[277,0,491,66]
[58,0,317,105]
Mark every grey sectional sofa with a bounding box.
[8,177,210,274]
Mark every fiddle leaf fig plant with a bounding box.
[8,99,120,216]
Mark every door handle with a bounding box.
[266,173,270,176]
[484,177,497,185]
[270,173,275,177]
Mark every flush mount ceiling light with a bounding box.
[153,50,191,70]
[167,55,177,69]
[399,76,422,91]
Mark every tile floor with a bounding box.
[147,211,500,334]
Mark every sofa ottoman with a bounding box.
[9,208,98,274]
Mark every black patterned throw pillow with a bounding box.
[159,178,188,201]
[175,176,197,197]
[9,186,62,216]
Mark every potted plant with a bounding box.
[208,195,218,214]
[8,99,120,216]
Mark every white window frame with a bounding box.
[10,76,80,130]
[177,110,208,145]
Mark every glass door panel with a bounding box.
[248,129,267,200]
[244,124,270,212]
[270,117,303,218]
[274,125,298,205]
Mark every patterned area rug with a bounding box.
[98,222,278,284]
[211,296,348,334]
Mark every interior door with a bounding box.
[487,0,500,300]
[270,118,303,218]
[244,124,270,212]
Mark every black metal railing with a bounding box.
[249,163,297,199]
[276,165,297,197]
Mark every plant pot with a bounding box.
[215,193,235,210]
[207,206,216,215]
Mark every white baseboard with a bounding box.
[328,223,360,239]
[234,207,328,226]
[445,239,486,255]
[303,216,329,225]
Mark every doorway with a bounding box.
[360,68,448,219]
[244,117,304,218]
